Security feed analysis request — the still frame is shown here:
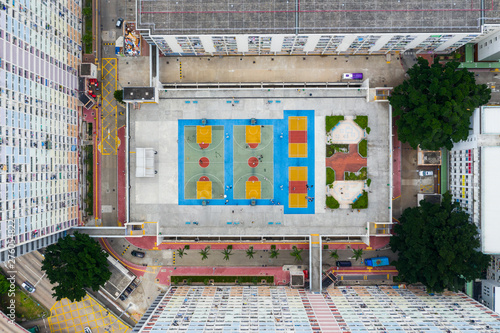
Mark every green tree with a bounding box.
[82,6,92,19]
[41,232,111,302]
[222,248,233,261]
[199,246,210,261]
[270,245,280,259]
[246,246,256,259]
[290,246,303,262]
[352,249,364,261]
[0,274,10,294]
[114,90,124,104]
[390,192,490,292]
[177,248,186,258]
[82,33,93,46]
[329,250,339,260]
[389,58,491,150]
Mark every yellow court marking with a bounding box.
[289,167,308,181]
[289,143,307,158]
[245,125,261,143]
[289,193,308,208]
[197,181,212,199]
[196,125,212,144]
[245,181,261,199]
[288,116,307,131]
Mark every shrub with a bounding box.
[358,139,367,158]
[325,116,345,132]
[354,116,368,129]
[345,167,367,181]
[114,90,124,104]
[326,144,349,157]
[326,196,340,209]
[351,190,368,209]
[326,168,335,185]
[367,179,372,187]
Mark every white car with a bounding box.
[419,171,434,177]
[84,327,93,333]
[22,281,36,293]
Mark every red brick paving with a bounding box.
[325,144,367,181]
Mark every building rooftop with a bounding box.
[133,285,500,332]
[128,88,391,237]
[136,0,497,35]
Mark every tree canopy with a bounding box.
[390,192,490,292]
[389,58,490,150]
[41,232,111,302]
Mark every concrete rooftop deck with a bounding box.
[137,0,497,35]
[128,88,391,237]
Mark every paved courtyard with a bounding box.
[129,88,391,236]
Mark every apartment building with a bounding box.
[448,106,500,256]
[0,0,82,262]
[135,0,500,57]
[133,285,500,332]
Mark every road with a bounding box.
[1,252,56,332]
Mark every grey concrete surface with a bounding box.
[118,57,151,88]
[129,88,391,237]
[137,0,495,35]
[160,55,406,88]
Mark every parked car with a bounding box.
[116,18,124,28]
[131,250,145,258]
[125,286,133,293]
[336,260,352,267]
[342,73,363,80]
[22,281,36,293]
[419,170,434,177]
[119,294,127,301]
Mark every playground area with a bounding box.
[178,111,314,213]
[325,116,369,209]
[129,89,391,236]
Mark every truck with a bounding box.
[364,256,390,267]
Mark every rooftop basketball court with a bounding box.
[178,110,315,214]
[129,88,391,236]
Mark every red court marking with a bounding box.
[248,176,259,182]
[117,126,126,225]
[248,157,259,168]
[199,143,209,149]
[288,131,307,144]
[248,143,259,149]
[289,180,307,193]
[199,157,210,168]
[325,144,367,181]
[199,176,210,181]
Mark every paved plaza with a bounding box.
[129,88,391,236]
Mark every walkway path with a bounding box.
[326,144,367,181]
[392,118,402,199]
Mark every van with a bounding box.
[364,256,390,267]
[336,260,352,267]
